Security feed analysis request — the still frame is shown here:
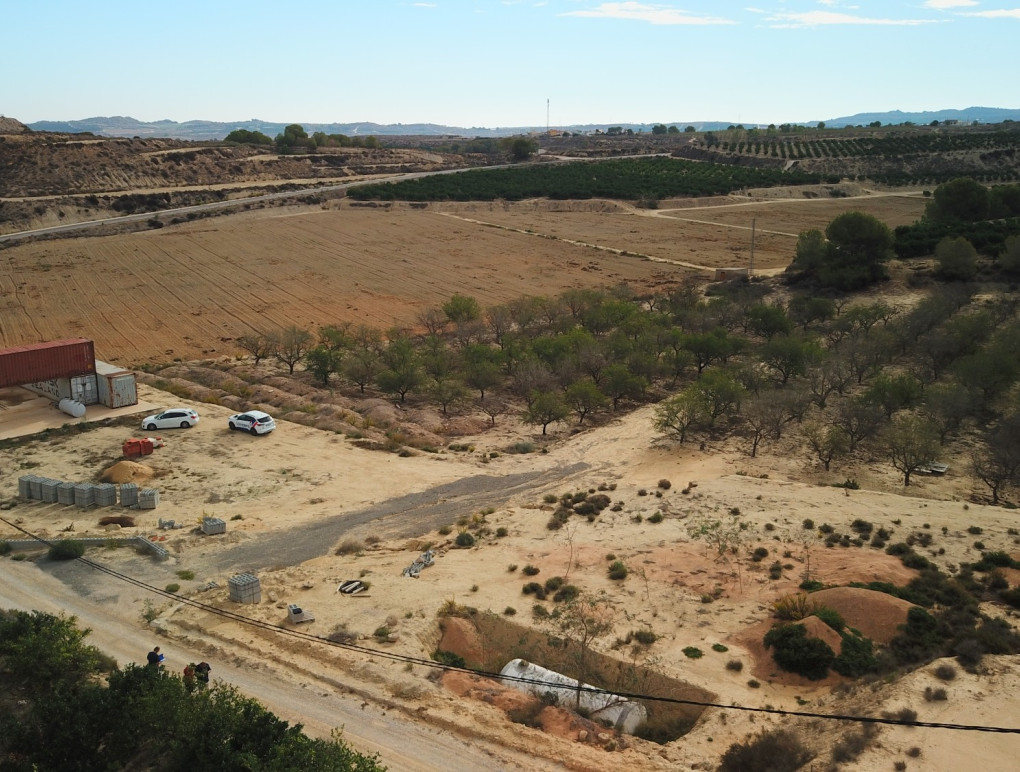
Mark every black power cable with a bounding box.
[3,515,1020,734]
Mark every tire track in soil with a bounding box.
[194,463,588,576]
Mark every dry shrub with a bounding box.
[98,515,136,527]
[772,594,815,620]
[831,724,877,764]
[719,729,813,772]
[335,539,363,556]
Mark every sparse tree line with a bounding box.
[237,244,1020,502]
[225,124,381,154]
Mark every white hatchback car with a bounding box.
[141,408,200,430]
[228,410,276,435]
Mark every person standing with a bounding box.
[146,646,164,668]
[183,663,196,692]
[194,661,211,687]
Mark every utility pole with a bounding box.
[546,98,550,134]
[749,218,756,277]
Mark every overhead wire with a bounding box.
[3,515,1020,734]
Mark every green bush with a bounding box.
[48,539,85,561]
[814,607,845,632]
[432,649,466,668]
[522,582,547,600]
[522,564,540,576]
[633,629,658,645]
[608,560,628,580]
[833,632,878,677]
[763,623,835,680]
[682,646,703,659]
[0,540,11,556]
[553,584,580,603]
[455,531,475,548]
[543,576,564,592]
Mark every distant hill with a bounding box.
[822,106,1020,128]
[17,117,817,140]
[21,107,1020,140]
[0,116,29,134]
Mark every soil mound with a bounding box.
[800,614,845,653]
[438,616,483,665]
[100,460,155,484]
[810,587,916,643]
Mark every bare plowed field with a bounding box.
[0,204,681,364]
[0,193,926,365]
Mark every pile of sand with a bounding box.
[100,460,155,484]
[810,587,916,643]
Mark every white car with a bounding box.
[141,408,200,430]
[228,410,276,435]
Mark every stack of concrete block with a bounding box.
[28,476,44,500]
[17,475,34,499]
[73,483,95,507]
[200,517,226,535]
[137,488,159,510]
[39,478,61,503]
[57,482,76,505]
[119,483,138,507]
[94,483,117,506]
[228,573,261,604]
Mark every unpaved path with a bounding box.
[0,558,557,772]
[200,462,588,575]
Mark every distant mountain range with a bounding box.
[22,107,1020,140]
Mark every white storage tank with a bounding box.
[499,658,647,734]
[58,398,86,418]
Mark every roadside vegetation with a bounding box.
[0,609,384,771]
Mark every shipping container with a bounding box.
[25,374,98,404]
[96,360,137,408]
[0,339,96,389]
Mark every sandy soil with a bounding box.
[3,380,1020,770]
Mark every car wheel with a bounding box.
[249,427,259,436]
[228,422,235,430]
[146,423,157,431]
[180,421,190,428]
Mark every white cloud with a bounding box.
[562,2,736,25]
[964,8,1020,18]
[923,0,978,8]
[766,10,936,27]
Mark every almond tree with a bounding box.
[884,413,940,486]
[273,325,312,374]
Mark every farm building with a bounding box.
[0,338,137,409]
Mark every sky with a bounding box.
[3,0,1017,129]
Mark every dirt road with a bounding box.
[0,558,558,771]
